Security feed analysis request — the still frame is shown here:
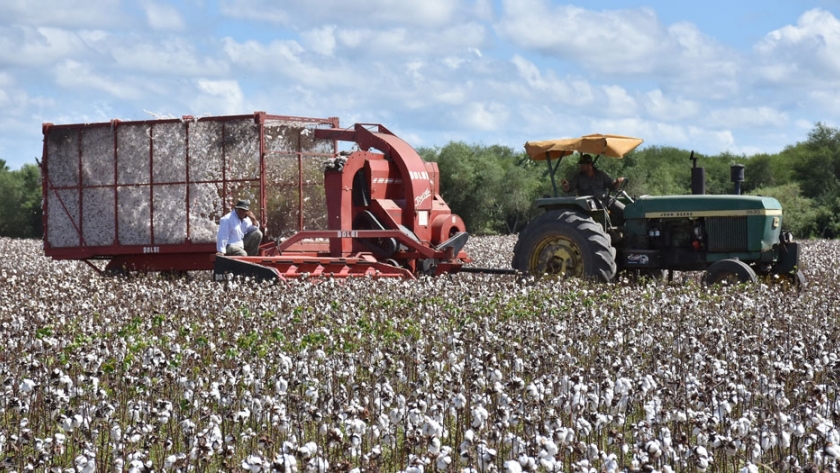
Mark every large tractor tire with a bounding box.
[702,258,757,286]
[512,210,617,282]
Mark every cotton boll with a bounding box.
[452,393,467,409]
[824,442,840,460]
[645,439,662,458]
[471,406,488,429]
[739,463,758,473]
[428,436,441,455]
[19,378,36,395]
[422,417,443,438]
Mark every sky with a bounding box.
[2,0,840,170]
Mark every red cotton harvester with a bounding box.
[214,123,471,281]
[41,113,471,281]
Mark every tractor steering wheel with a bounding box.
[606,178,630,209]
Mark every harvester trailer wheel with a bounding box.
[702,258,757,286]
[512,210,616,282]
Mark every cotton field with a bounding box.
[0,237,838,473]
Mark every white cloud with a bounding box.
[808,90,840,114]
[497,1,666,74]
[0,26,95,66]
[473,0,494,22]
[219,0,463,28]
[511,55,541,86]
[754,9,840,84]
[686,127,736,153]
[217,0,290,24]
[458,102,509,131]
[301,25,337,56]
[110,39,229,76]
[331,23,486,58]
[222,37,308,74]
[511,55,595,107]
[644,89,701,121]
[497,0,740,96]
[52,60,143,99]
[194,79,245,115]
[142,1,186,31]
[626,121,735,154]
[705,106,788,128]
[0,0,126,28]
[0,72,14,88]
[221,37,348,86]
[603,85,638,117]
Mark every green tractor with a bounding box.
[512,135,804,286]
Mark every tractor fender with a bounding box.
[534,195,596,214]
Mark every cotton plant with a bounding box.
[1,237,840,471]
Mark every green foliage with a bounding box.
[748,183,819,237]
[611,146,693,196]
[742,154,776,193]
[419,143,545,234]
[0,163,42,238]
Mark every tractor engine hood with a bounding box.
[624,195,783,220]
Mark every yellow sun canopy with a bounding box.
[524,134,644,161]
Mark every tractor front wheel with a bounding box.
[703,259,757,286]
[512,210,616,281]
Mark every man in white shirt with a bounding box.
[216,199,262,256]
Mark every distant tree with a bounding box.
[790,146,837,199]
[748,183,819,238]
[814,193,840,239]
[614,146,692,196]
[743,154,776,193]
[421,143,547,234]
[0,163,43,238]
[495,150,545,233]
[421,142,503,233]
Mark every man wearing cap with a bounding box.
[216,199,263,256]
[561,154,625,197]
[561,154,627,220]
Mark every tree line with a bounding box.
[2,122,838,240]
[0,161,42,239]
[419,122,840,239]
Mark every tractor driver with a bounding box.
[216,199,263,257]
[561,154,626,219]
[561,154,625,197]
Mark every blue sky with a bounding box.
[2,0,840,170]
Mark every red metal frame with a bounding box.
[42,112,340,272]
[216,123,471,280]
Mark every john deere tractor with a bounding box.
[512,135,804,286]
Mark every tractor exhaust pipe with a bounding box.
[731,164,745,195]
[689,151,705,195]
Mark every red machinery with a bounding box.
[214,124,471,281]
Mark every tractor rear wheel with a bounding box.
[512,210,616,281]
[702,259,757,286]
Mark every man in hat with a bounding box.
[561,154,625,197]
[216,199,263,256]
[561,154,627,220]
